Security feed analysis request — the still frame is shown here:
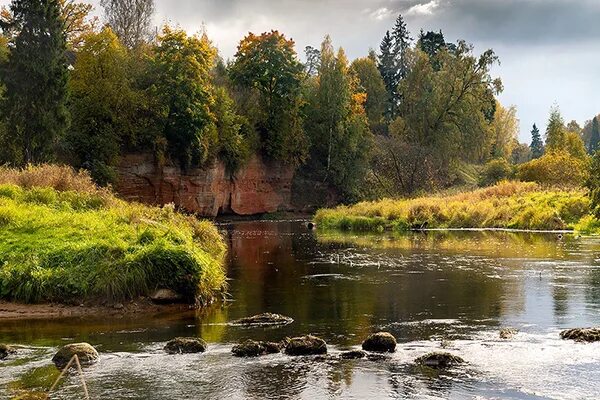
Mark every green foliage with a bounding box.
[350,56,387,131]
[315,181,590,232]
[545,106,568,153]
[529,124,544,159]
[517,151,589,187]
[213,86,251,173]
[229,30,307,165]
[589,117,600,154]
[0,166,226,304]
[489,102,518,160]
[1,0,69,164]
[586,150,600,219]
[479,158,513,187]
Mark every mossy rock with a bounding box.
[284,335,327,356]
[362,332,397,353]
[0,344,16,360]
[231,313,294,326]
[52,343,99,369]
[164,337,207,354]
[415,352,464,369]
[500,328,518,339]
[232,340,281,357]
[340,350,367,359]
[560,328,600,342]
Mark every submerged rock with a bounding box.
[52,343,99,369]
[340,350,367,359]
[231,313,294,326]
[284,335,327,356]
[11,392,47,400]
[150,289,184,304]
[232,340,281,357]
[560,328,600,342]
[362,332,397,353]
[415,352,464,369]
[500,328,518,339]
[0,344,15,360]
[164,337,207,354]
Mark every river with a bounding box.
[2,219,600,399]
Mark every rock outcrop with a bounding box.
[164,337,207,354]
[52,343,99,369]
[116,153,295,217]
[362,332,397,353]
[284,335,327,356]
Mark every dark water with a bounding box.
[3,220,600,399]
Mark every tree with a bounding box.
[589,117,600,154]
[530,123,544,159]
[1,0,69,165]
[489,102,519,160]
[101,0,154,48]
[377,30,395,119]
[350,56,386,130]
[545,106,567,152]
[418,30,447,60]
[391,14,411,80]
[304,45,320,76]
[229,30,307,164]
[152,27,217,169]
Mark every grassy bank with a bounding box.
[0,165,226,304]
[315,181,591,233]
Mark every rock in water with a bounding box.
[150,289,184,304]
[560,328,600,342]
[362,332,397,353]
[500,328,518,339]
[52,343,99,369]
[284,335,327,356]
[415,352,464,369]
[231,313,294,326]
[232,340,281,357]
[164,337,207,354]
[340,350,367,359]
[0,344,15,360]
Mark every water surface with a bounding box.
[2,220,600,399]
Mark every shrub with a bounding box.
[479,158,513,187]
[517,151,589,187]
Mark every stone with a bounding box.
[113,303,124,310]
[500,328,518,339]
[362,332,397,353]
[164,337,207,354]
[232,340,281,357]
[52,343,99,369]
[415,352,464,369]
[284,335,327,356]
[150,289,184,304]
[340,350,367,359]
[0,344,15,360]
[560,328,600,342]
[231,313,294,326]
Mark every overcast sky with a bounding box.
[2,0,599,142]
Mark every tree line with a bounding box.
[0,0,597,201]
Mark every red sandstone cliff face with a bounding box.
[116,153,295,217]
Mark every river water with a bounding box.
[2,219,600,399]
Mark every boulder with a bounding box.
[500,328,518,339]
[362,332,397,353]
[284,335,327,356]
[0,344,15,360]
[340,350,367,359]
[150,289,184,304]
[231,313,294,326]
[232,340,281,357]
[560,328,600,342]
[415,352,464,369]
[164,337,207,354]
[52,343,99,369]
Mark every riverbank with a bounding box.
[315,181,592,233]
[0,165,227,307]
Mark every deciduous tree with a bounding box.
[101,0,154,48]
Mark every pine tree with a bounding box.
[589,117,600,154]
[2,0,69,165]
[530,123,544,159]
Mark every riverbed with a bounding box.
[2,219,600,399]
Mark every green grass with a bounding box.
[315,181,592,233]
[0,182,226,305]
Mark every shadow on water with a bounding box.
[3,220,600,399]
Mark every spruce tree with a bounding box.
[2,0,69,164]
[391,14,411,81]
[377,30,395,120]
[530,124,544,159]
[589,117,600,154]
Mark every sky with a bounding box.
[2,0,599,142]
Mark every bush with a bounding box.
[517,151,589,187]
[479,158,513,187]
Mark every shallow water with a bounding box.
[3,220,600,399]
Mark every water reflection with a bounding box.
[3,221,600,399]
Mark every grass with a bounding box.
[0,165,227,305]
[315,181,592,233]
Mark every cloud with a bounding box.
[369,7,395,21]
[405,1,439,16]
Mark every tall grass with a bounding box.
[315,181,591,233]
[0,165,226,305]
